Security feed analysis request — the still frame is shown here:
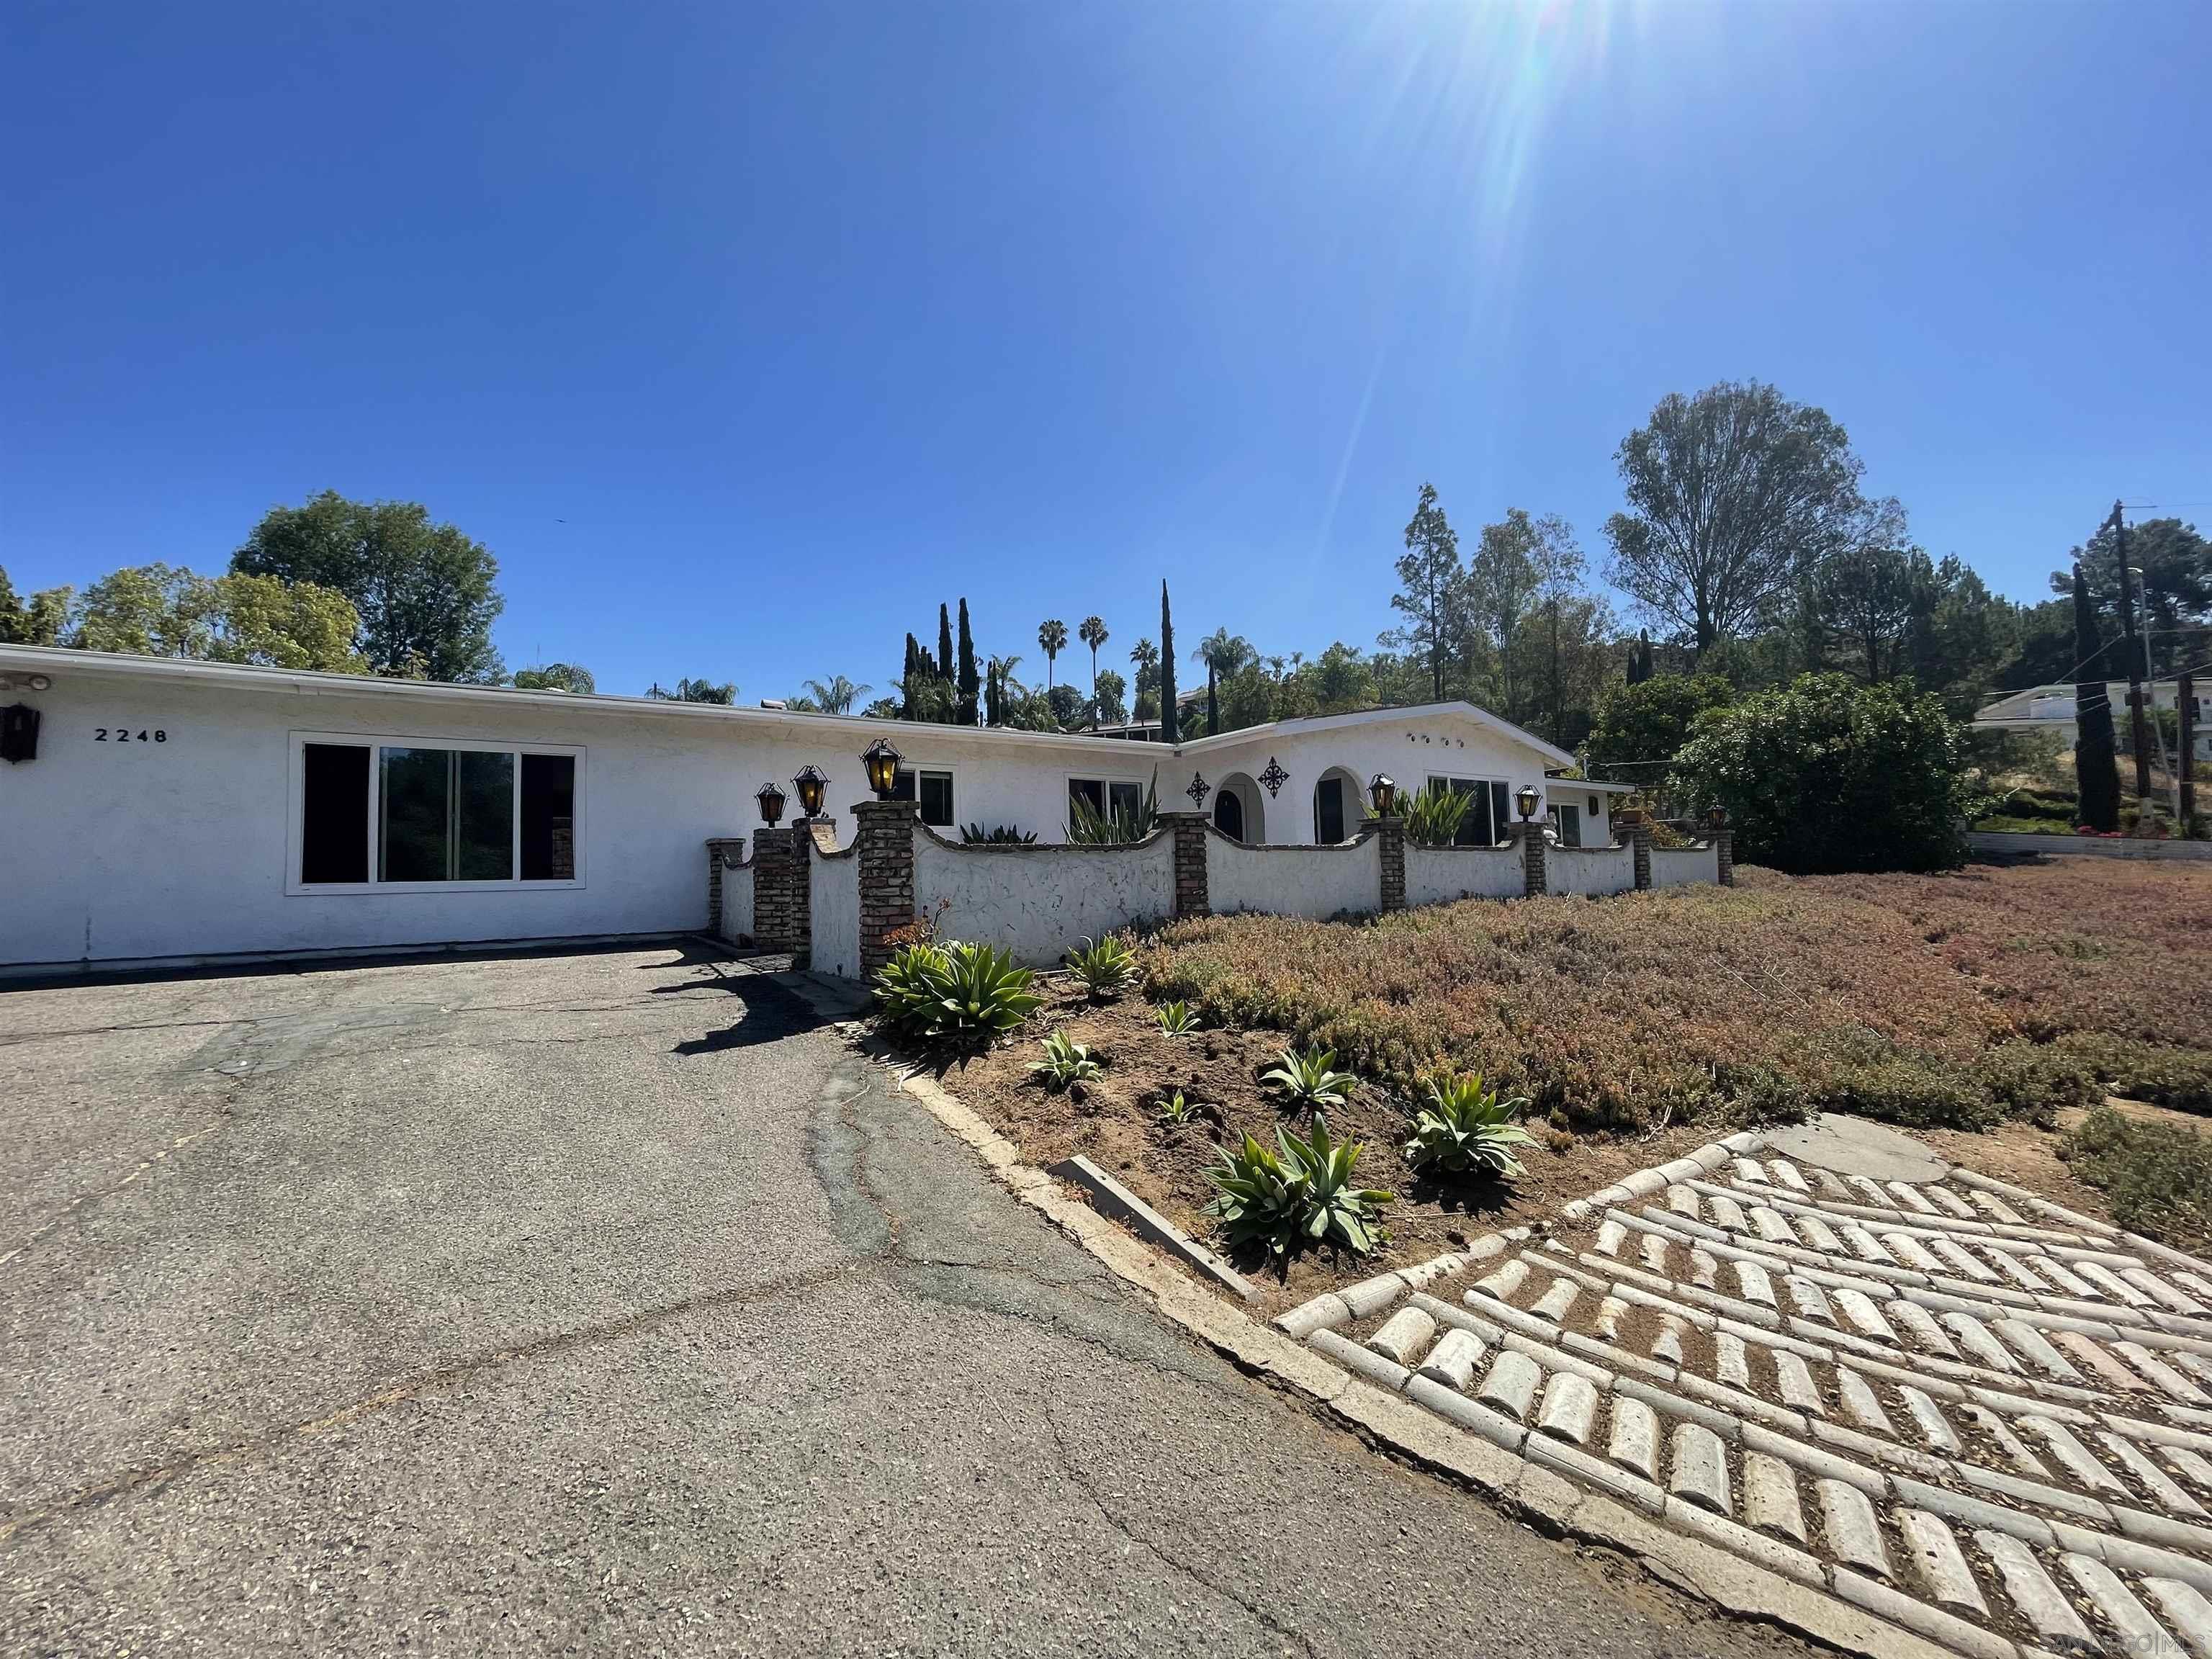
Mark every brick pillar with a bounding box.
[1375,816,1406,911]
[854,799,917,980]
[788,823,814,967]
[752,825,797,950]
[1629,822,1653,891]
[705,837,748,933]
[1517,819,1547,898]
[1162,811,1210,918]
[1714,827,1735,887]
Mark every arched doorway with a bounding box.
[1214,789,1244,841]
[1212,772,1265,844]
[1313,767,1364,843]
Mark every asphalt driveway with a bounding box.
[1,944,1815,1656]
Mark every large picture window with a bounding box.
[295,735,581,890]
[1428,775,1511,848]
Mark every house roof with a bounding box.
[1177,701,1579,770]
[0,643,1156,754]
[0,647,1582,770]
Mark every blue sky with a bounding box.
[6,1,2208,698]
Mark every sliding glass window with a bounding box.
[295,736,580,889]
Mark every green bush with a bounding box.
[1673,672,1972,873]
[1262,1046,1358,1110]
[873,941,1043,1046]
[1203,1113,1394,1262]
[1814,1045,2000,1130]
[2060,1105,2212,1249]
[2054,1033,2212,1114]
[1972,1043,2103,1124]
[1031,1029,1102,1091]
[1066,934,1138,999]
[1586,673,1736,773]
[1404,1073,1536,1179]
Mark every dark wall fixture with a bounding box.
[0,703,38,764]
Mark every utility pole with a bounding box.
[2182,672,2199,835]
[2110,500,2155,814]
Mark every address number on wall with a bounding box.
[94,729,168,742]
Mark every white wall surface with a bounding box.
[913,826,1175,966]
[1192,709,1605,847]
[808,849,860,979]
[1206,832,1381,920]
[1546,845,1635,896]
[1651,846,1721,888]
[1404,845,1524,906]
[717,855,755,945]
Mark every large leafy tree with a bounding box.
[1089,667,1128,726]
[1468,508,1581,721]
[2055,517,2211,677]
[1605,382,1866,657]
[1383,482,1465,701]
[1814,498,1917,683]
[512,662,595,693]
[71,562,364,670]
[1128,636,1161,721]
[0,566,73,645]
[1584,673,1736,778]
[232,491,504,681]
[1673,673,1969,873]
[1192,627,1255,735]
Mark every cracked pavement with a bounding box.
[1,944,1819,1656]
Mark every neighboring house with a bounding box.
[1974,681,2211,764]
[0,644,1621,972]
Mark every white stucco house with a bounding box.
[0,642,1626,974]
[1975,680,2210,765]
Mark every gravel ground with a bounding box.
[0,943,1819,1658]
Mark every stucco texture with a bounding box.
[1545,844,1635,896]
[1205,832,1381,920]
[912,827,1176,966]
[1403,845,1524,906]
[807,850,861,980]
[716,857,755,945]
[1651,845,1721,888]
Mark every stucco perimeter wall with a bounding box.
[1546,844,1635,897]
[1651,845,1720,888]
[1206,832,1381,920]
[809,850,861,980]
[1403,845,1524,906]
[913,827,1177,966]
[717,858,755,945]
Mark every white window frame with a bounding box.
[891,765,957,829]
[1066,775,1148,817]
[286,730,588,896]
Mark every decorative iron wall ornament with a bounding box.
[1184,772,1212,809]
[1258,757,1289,798]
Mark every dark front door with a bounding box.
[1316,778,1344,843]
[1214,789,1244,842]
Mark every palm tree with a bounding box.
[1192,628,1253,736]
[1038,619,1068,691]
[987,652,1025,693]
[1078,616,1108,696]
[801,674,870,715]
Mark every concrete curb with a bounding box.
[827,1020,1959,1659]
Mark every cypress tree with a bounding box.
[938,603,954,680]
[1159,580,1179,745]
[956,598,979,726]
[902,634,922,719]
[2073,562,2121,831]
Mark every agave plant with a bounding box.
[961,822,1038,845]
[1154,999,1201,1036]
[1404,1072,1536,1178]
[1066,771,1161,845]
[1155,1088,1205,1126]
[1403,781,1474,849]
[1203,1113,1393,1262]
[872,940,1043,1047]
[1031,1029,1103,1091]
[1066,934,1138,999]
[1262,1046,1357,1110]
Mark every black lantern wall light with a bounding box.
[860,739,902,800]
[792,764,829,819]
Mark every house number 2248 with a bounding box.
[94,729,168,742]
